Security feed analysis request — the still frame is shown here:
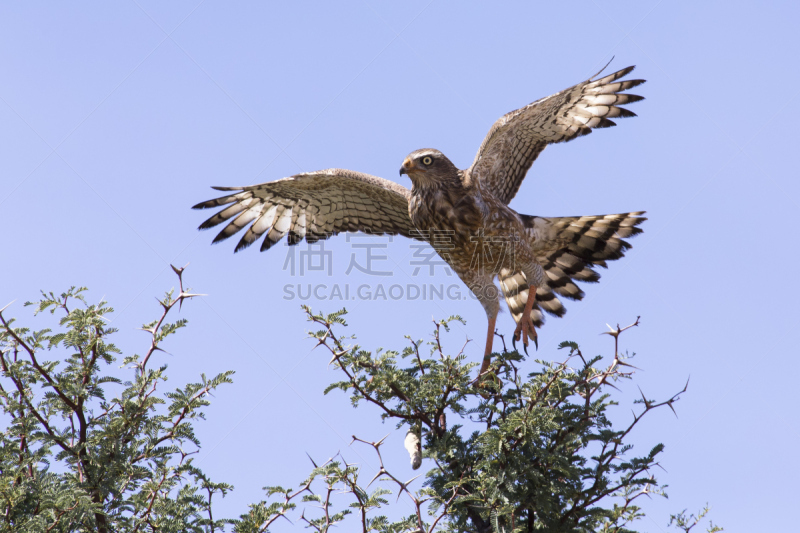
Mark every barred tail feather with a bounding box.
[500,211,645,327]
[499,270,562,328]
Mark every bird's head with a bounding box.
[399,149,459,188]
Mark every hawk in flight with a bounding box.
[194,65,645,374]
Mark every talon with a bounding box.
[513,283,539,356]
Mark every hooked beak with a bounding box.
[399,157,416,177]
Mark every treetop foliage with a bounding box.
[0,267,721,532]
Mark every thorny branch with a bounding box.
[308,312,438,433]
[305,308,688,532]
[1,269,702,533]
[0,264,216,533]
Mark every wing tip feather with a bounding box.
[198,218,220,231]
[211,230,233,245]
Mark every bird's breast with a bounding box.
[409,187,531,276]
[409,188,483,236]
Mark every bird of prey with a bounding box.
[193,65,646,375]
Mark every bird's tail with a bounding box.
[499,212,646,327]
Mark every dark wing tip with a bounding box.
[198,217,221,231]
[624,79,647,90]
[595,64,635,83]
[594,118,617,129]
[211,230,234,245]
[617,65,636,77]
[192,199,217,210]
[260,237,281,252]
[234,235,257,253]
[193,188,245,210]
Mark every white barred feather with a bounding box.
[469,65,644,204]
[193,169,419,252]
[501,212,646,327]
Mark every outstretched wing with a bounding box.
[469,66,645,204]
[193,169,417,252]
[500,212,646,327]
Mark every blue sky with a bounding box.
[2,1,798,530]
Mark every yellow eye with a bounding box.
[422,156,433,165]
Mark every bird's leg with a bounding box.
[512,284,538,354]
[478,314,497,376]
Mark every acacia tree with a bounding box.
[0,267,721,532]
